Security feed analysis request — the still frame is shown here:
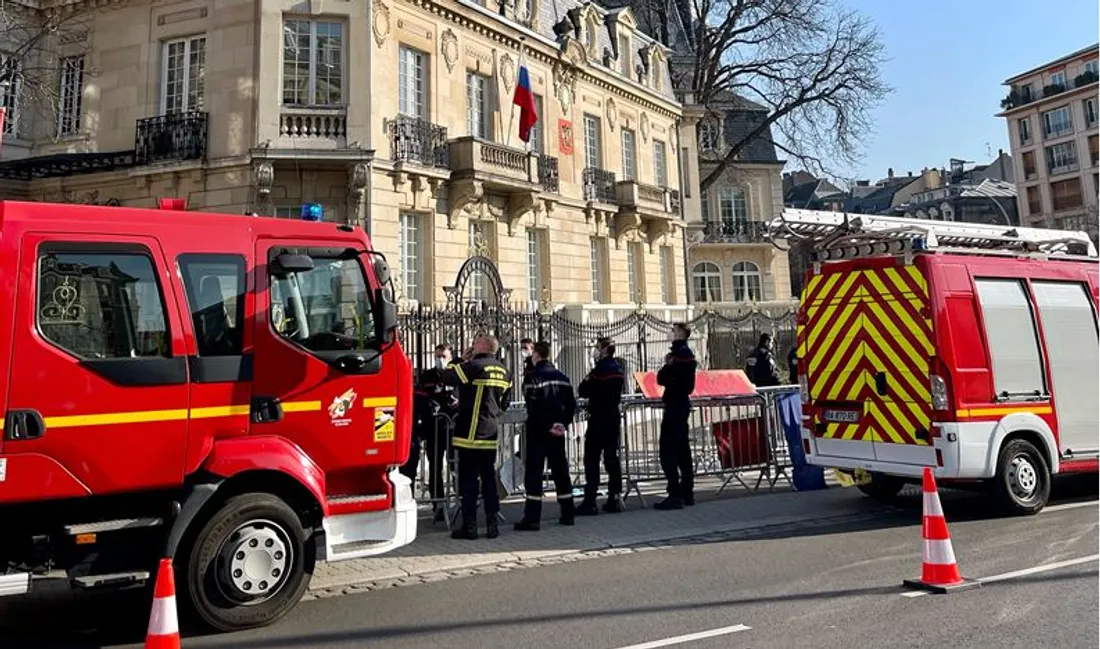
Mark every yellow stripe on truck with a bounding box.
[362,397,398,408]
[18,400,321,431]
[957,405,1053,419]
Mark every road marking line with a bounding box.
[901,554,1099,598]
[613,624,752,649]
[1040,500,1098,514]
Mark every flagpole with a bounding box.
[506,38,525,149]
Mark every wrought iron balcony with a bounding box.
[134,111,208,165]
[386,115,449,168]
[583,167,617,203]
[701,220,770,244]
[538,154,559,193]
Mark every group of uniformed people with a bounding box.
[401,324,699,541]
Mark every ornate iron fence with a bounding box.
[398,302,797,391]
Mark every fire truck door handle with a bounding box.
[251,397,284,424]
[874,372,888,396]
[4,410,46,441]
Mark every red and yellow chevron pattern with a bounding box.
[798,264,934,445]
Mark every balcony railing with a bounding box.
[386,115,449,168]
[701,220,769,244]
[279,107,347,141]
[134,111,208,165]
[583,167,617,203]
[539,154,559,193]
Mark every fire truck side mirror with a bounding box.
[373,286,397,345]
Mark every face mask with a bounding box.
[590,349,601,364]
[521,349,532,359]
[435,357,448,370]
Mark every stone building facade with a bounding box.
[0,0,687,308]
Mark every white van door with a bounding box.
[1031,281,1100,456]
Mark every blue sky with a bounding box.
[834,0,1099,183]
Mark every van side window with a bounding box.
[974,278,1047,399]
[178,254,246,357]
[37,251,170,359]
[270,256,376,354]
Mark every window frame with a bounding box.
[466,71,492,139]
[526,227,544,301]
[583,114,602,169]
[281,18,345,107]
[590,237,608,303]
[658,245,670,303]
[973,277,1049,401]
[398,45,428,119]
[399,212,424,302]
[1017,117,1031,144]
[621,127,637,181]
[161,35,206,115]
[1044,141,1079,176]
[653,139,668,188]
[1085,97,1098,128]
[731,261,762,302]
[1,55,20,137]
[35,242,185,386]
[718,187,749,227]
[1041,105,1073,139]
[266,247,380,362]
[1050,177,1084,212]
[56,55,85,137]
[178,253,249,383]
[691,261,722,303]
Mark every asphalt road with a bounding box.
[2,477,1096,649]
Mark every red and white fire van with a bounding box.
[774,209,1098,514]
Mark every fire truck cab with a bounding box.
[774,209,1099,515]
[0,200,416,630]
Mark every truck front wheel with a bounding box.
[179,493,314,632]
[991,438,1050,515]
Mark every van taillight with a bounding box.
[799,373,809,404]
[930,374,948,411]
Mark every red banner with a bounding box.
[633,369,757,399]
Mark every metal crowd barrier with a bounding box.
[404,386,802,516]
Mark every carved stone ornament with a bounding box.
[441,29,459,73]
[449,179,484,229]
[553,62,578,113]
[605,98,617,131]
[563,36,587,67]
[505,192,538,235]
[640,112,650,142]
[499,53,516,94]
[254,161,275,196]
[373,1,391,47]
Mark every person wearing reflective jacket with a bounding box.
[439,335,512,541]
[576,336,626,515]
[654,323,698,510]
[514,341,577,531]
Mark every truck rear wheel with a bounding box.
[179,493,314,632]
[856,472,904,501]
[991,438,1050,515]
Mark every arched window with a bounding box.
[731,261,762,302]
[691,262,722,303]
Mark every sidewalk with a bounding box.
[310,480,888,593]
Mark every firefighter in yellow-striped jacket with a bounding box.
[439,335,512,541]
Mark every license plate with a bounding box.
[822,409,860,424]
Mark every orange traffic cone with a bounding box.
[903,467,980,594]
[146,558,181,649]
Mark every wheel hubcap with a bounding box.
[217,520,291,604]
[1008,454,1039,500]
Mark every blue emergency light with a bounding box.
[301,203,324,221]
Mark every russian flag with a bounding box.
[512,52,538,144]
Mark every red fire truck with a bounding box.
[774,209,1099,514]
[0,200,416,630]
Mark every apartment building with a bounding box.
[0,0,687,307]
[683,92,792,306]
[999,44,1099,241]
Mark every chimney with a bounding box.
[908,171,913,177]
[888,168,894,178]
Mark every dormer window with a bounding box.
[699,119,720,152]
[586,17,600,57]
[619,33,631,77]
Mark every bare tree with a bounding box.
[0,1,102,139]
[643,0,890,191]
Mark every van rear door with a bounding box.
[802,260,935,464]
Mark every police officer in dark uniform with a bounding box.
[750,333,781,388]
[439,335,512,540]
[655,323,698,510]
[576,336,626,515]
[514,341,577,531]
